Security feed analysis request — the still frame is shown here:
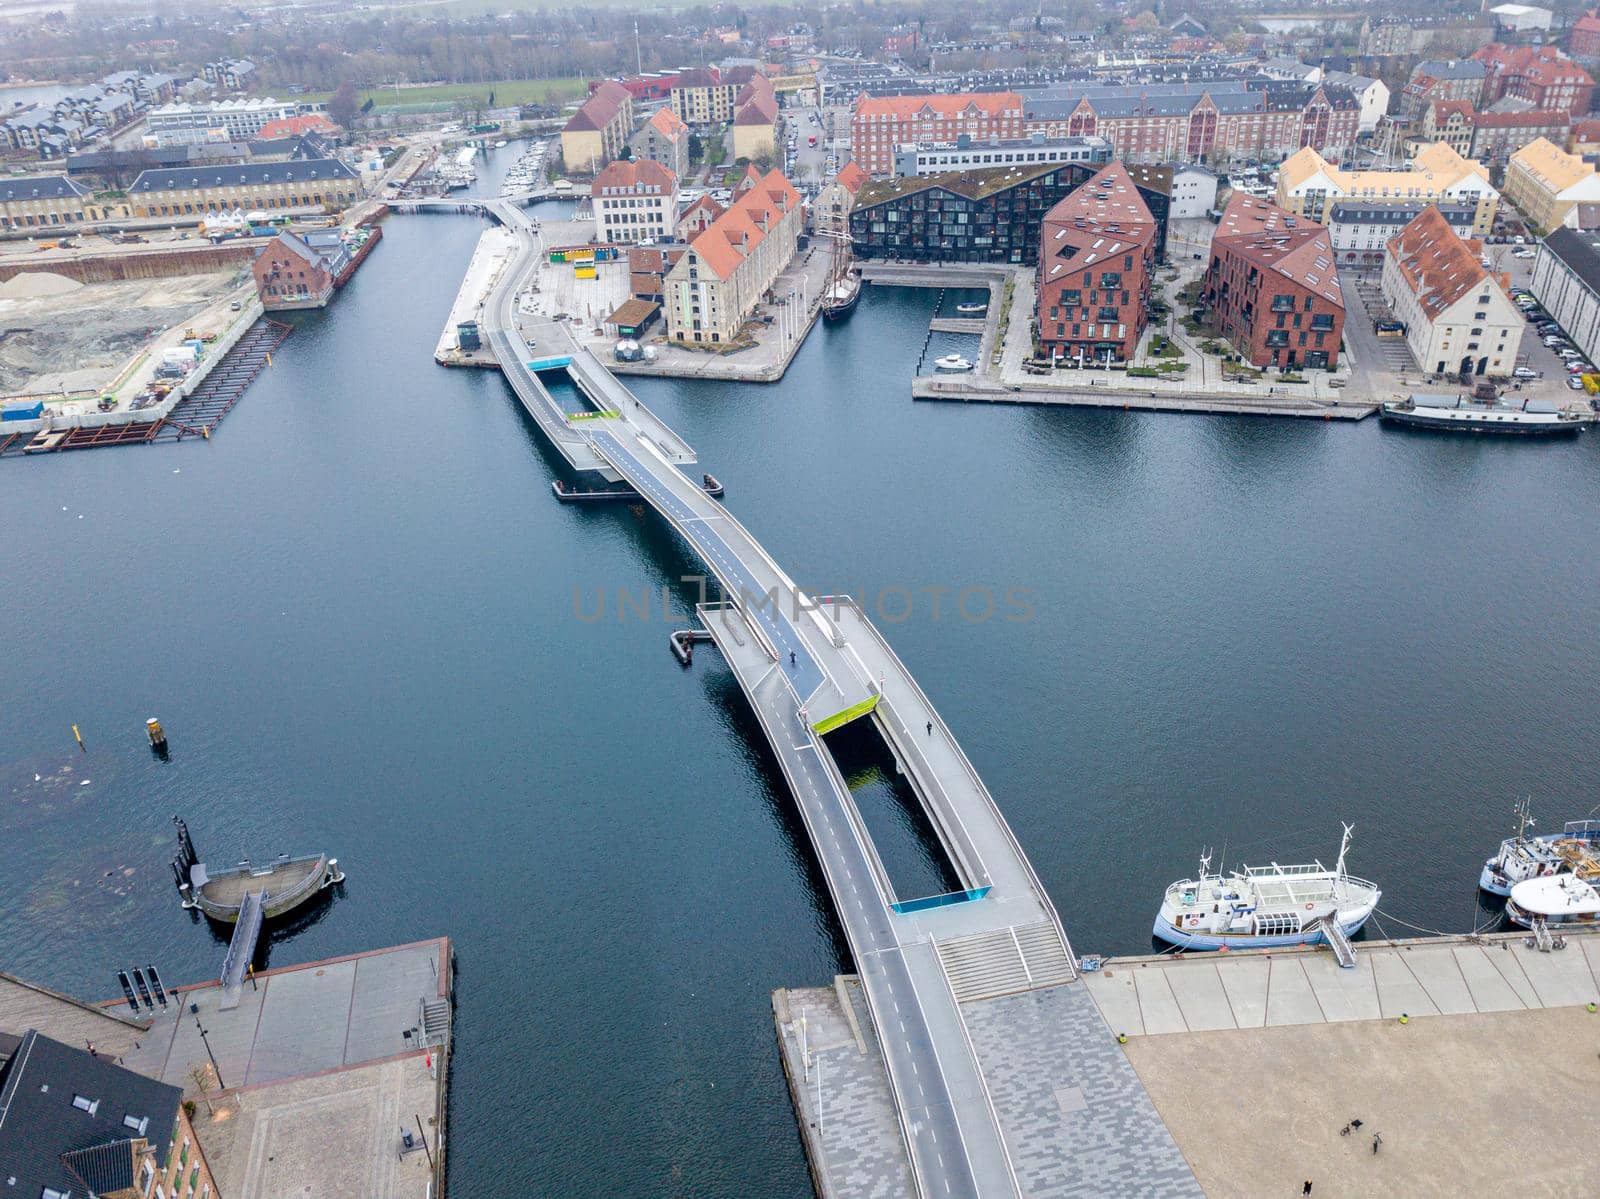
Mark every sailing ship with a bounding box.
[1152,824,1380,951]
[1479,799,1600,897]
[820,231,861,321]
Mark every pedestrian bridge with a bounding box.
[467,199,1192,1198]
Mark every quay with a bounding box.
[461,197,1199,1197]
[910,374,1375,419]
[0,937,453,1199]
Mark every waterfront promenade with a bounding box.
[470,198,1197,1197]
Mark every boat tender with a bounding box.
[1478,799,1600,896]
[1153,824,1380,952]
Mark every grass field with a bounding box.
[296,77,585,109]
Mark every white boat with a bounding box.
[1153,825,1380,953]
[933,354,974,373]
[494,139,508,148]
[954,301,987,315]
[1380,393,1588,436]
[1506,874,1600,930]
[1479,799,1600,896]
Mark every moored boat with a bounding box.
[1152,825,1380,951]
[954,301,987,315]
[933,353,974,373]
[1380,393,1588,435]
[1478,799,1600,896]
[821,272,861,320]
[1506,874,1600,929]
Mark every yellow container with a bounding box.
[574,265,597,279]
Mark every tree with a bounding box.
[689,132,705,164]
[328,81,359,129]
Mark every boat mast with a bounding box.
[1335,822,1354,880]
[1515,796,1535,841]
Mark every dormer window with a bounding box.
[72,1094,99,1114]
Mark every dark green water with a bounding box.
[5,203,1600,1196]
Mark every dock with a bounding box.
[433,221,519,367]
[911,374,1376,419]
[117,938,453,1199]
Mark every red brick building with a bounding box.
[1035,162,1158,364]
[1571,10,1600,59]
[1203,193,1346,370]
[850,92,1023,176]
[253,230,337,309]
[1474,44,1595,115]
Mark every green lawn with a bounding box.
[295,77,585,110]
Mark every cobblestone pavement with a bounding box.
[963,984,1202,1198]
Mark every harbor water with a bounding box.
[4,198,1600,1195]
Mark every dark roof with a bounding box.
[62,1140,137,1193]
[1329,199,1475,224]
[1541,226,1600,297]
[854,162,1068,208]
[129,157,356,192]
[0,1029,181,1198]
[0,174,89,202]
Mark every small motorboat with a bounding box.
[954,301,988,315]
[933,354,974,373]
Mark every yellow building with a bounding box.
[1502,136,1600,234]
[1275,142,1500,234]
[670,68,740,125]
[126,158,360,218]
[731,76,780,164]
[0,175,130,229]
[560,81,635,176]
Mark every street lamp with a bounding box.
[191,1005,226,1089]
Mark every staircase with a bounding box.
[419,996,450,1048]
[935,922,1077,1003]
[1319,916,1356,969]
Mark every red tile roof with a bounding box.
[258,114,338,138]
[591,157,677,196]
[686,168,800,280]
[1039,162,1157,282]
[566,80,631,132]
[852,91,1022,120]
[647,107,687,137]
[734,75,778,126]
[835,162,868,193]
[1213,192,1345,309]
[1385,205,1492,320]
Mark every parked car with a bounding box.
[1513,367,1539,379]
[1513,249,1535,259]
[1567,376,1586,390]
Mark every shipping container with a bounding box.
[574,265,597,279]
[2,400,45,421]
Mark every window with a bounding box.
[72,1095,99,1114]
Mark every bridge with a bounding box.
[472,199,1194,1197]
[387,187,562,215]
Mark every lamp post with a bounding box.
[191,1006,225,1089]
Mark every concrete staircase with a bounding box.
[419,996,450,1047]
[935,922,1077,1003]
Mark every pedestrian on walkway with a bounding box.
[1303,1183,1313,1196]
[925,720,932,735]
[1372,1133,1382,1155]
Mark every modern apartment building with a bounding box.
[1035,162,1159,364]
[1327,199,1477,264]
[1203,192,1345,370]
[145,98,300,147]
[663,169,802,344]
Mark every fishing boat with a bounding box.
[169,816,343,923]
[1479,800,1600,896]
[933,354,974,373]
[820,232,861,320]
[1506,874,1600,930]
[1380,393,1588,435]
[954,301,988,315]
[1152,824,1380,951]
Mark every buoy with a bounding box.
[72,724,85,752]
[146,717,168,754]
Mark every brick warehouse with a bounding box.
[1203,193,1346,370]
[1035,162,1159,364]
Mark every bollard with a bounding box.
[1116,1033,1128,1044]
[146,717,167,753]
[1589,1002,1597,1013]
[1398,1013,1409,1024]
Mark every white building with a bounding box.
[1489,4,1553,33]
[1381,206,1524,378]
[1169,163,1218,219]
[591,158,679,245]
[1530,227,1600,368]
[1328,199,1477,263]
[1322,71,1390,135]
[145,98,300,147]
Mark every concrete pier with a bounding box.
[434,222,519,367]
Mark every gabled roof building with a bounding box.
[1202,193,1345,370]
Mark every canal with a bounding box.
[4,204,1600,1196]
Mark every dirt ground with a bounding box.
[0,267,246,397]
[1126,1005,1600,1197]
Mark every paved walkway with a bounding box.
[1084,930,1600,1037]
